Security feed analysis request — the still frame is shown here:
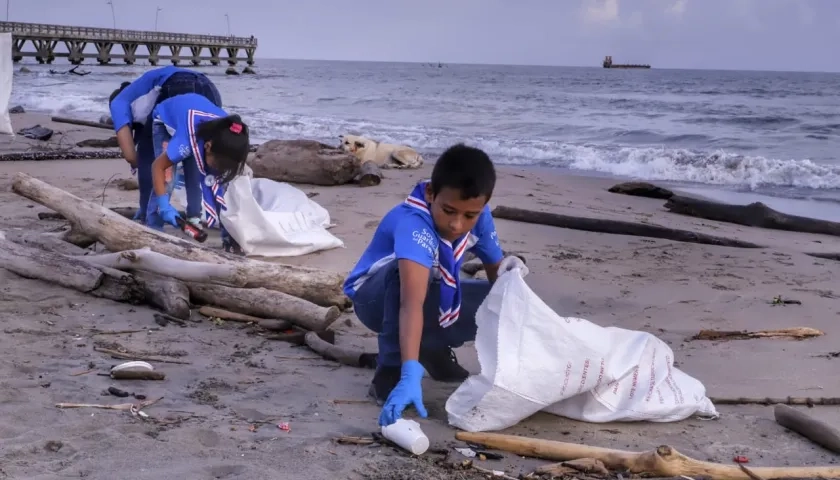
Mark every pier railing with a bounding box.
[0,21,256,47]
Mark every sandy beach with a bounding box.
[1,112,840,480]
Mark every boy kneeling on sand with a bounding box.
[343,144,527,426]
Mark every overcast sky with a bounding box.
[5,0,839,72]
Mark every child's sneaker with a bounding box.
[419,347,469,382]
[368,366,401,405]
[222,236,245,256]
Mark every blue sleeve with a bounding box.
[109,69,160,132]
[469,207,504,265]
[393,215,436,269]
[165,129,192,164]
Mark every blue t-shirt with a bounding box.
[109,66,190,132]
[152,93,228,165]
[343,203,504,298]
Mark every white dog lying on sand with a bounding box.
[339,134,424,169]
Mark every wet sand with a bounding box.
[1,114,839,479]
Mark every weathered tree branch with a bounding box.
[455,431,840,480]
[11,173,349,307]
[491,205,763,248]
[665,195,840,237]
[81,247,248,286]
[187,282,340,332]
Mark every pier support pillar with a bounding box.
[95,42,114,65]
[33,40,56,64]
[245,47,256,66]
[225,47,239,66]
[209,47,221,66]
[121,43,138,64]
[168,45,182,65]
[64,40,87,65]
[189,46,203,66]
[12,39,26,63]
[146,44,161,66]
[47,41,57,63]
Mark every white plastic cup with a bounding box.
[380,418,430,455]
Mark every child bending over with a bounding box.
[148,93,249,253]
[343,144,526,426]
[108,66,222,222]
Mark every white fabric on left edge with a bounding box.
[0,32,15,136]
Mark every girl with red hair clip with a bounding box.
[147,93,250,254]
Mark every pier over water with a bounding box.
[0,21,257,66]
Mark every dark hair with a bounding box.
[196,114,250,184]
[430,143,496,201]
[109,81,132,105]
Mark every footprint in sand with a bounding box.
[207,464,247,478]
[195,429,220,447]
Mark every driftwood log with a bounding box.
[39,206,178,221]
[1,230,92,256]
[51,116,113,130]
[94,347,190,364]
[665,195,840,237]
[61,226,97,248]
[0,234,145,303]
[535,458,611,478]
[304,331,377,369]
[0,231,190,318]
[110,370,166,381]
[491,205,764,248]
[267,328,335,345]
[76,137,119,148]
[56,397,162,411]
[690,328,823,341]
[710,397,840,406]
[133,271,190,320]
[0,150,121,162]
[774,404,840,454]
[198,306,266,323]
[455,431,840,480]
[356,161,382,187]
[198,306,292,331]
[81,248,248,287]
[808,252,840,262]
[187,283,340,332]
[608,182,674,199]
[11,173,348,307]
[248,139,361,186]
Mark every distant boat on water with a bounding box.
[602,55,650,69]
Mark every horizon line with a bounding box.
[14,56,839,75]
[253,57,840,74]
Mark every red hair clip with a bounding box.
[229,123,242,134]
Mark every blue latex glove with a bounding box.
[379,360,427,426]
[155,193,180,227]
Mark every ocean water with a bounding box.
[10,59,840,210]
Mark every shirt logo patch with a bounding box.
[412,228,436,256]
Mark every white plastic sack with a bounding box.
[219,172,344,257]
[445,267,719,432]
[0,33,14,136]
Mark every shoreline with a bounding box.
[6,109,840,222]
